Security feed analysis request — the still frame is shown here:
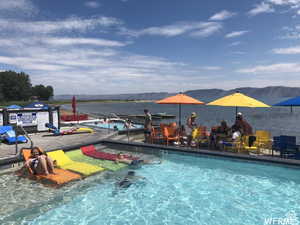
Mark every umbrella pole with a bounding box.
[179,104,182,127]
[291,105,293,113]
[235,106,238,116]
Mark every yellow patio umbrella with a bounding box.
[207,92,270,115]
[156,93,205,126]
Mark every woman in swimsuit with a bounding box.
[115,153,161,167]
[24,147,55,175]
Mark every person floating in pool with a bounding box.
[24,147,55,175]
[117,171,145,189]
[115,153,161,168]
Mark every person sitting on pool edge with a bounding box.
[24,147,55,175]
[115,153,161,167]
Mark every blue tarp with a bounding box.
[0,126,12,134]
[24,102,48,109]
[0,125,27,144]
[6,105,22,109]
[273,96,300,106]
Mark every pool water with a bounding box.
[84,122,143,131]
[7,152,300,225]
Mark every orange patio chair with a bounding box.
[162,126,180,146]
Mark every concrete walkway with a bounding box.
[0,130,116,159]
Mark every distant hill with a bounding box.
[185,86,300,103]
[54,92,173,101]
[54,86,300,104]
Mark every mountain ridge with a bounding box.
[54,86,300,103]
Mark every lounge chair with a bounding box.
[0,125,27,144]
[45,123,93,136]
[18,148,81,187]
[66,150,127,171]
[47,150,104,176]
[81,145,138,161]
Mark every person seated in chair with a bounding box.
[24,147,55,175]
[209,121,230,149]
[233,113,253,136]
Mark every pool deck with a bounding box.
[1,131,300,169]
[0,129,117,160]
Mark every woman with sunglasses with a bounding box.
[24,147,55,175]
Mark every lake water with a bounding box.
[63,102,300,142]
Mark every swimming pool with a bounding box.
[84,121,143,131]
[1,151,300,225]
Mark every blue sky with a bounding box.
[0,0,300,94]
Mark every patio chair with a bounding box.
[192,126,208,147]
[150,127,163,144]
[0,125,27,144]
[272,136,299,159]
[240,135,259,154]
[162,126,180,146]
[255,130,272,153]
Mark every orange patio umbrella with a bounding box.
[156,93,205,126]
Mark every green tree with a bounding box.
[32,84,54,100]
[0,71,32,101]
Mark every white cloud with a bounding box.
[268,0,300,7]
[248,0,300,16]
[272,45,300,54]
[248,2,274,16]
[232,51,246,54]
[237,63,300,73]
[229,41,242,47]
[201,66,222,70]
[209,10,236,21]
[0,16,122,34]
[43,37,127,47]
[225,30,249,38]
[0,29,214,94]
[280,25,300,39]
[84,1,101,8]
[190,23,222,37]
[120,21,222,38]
